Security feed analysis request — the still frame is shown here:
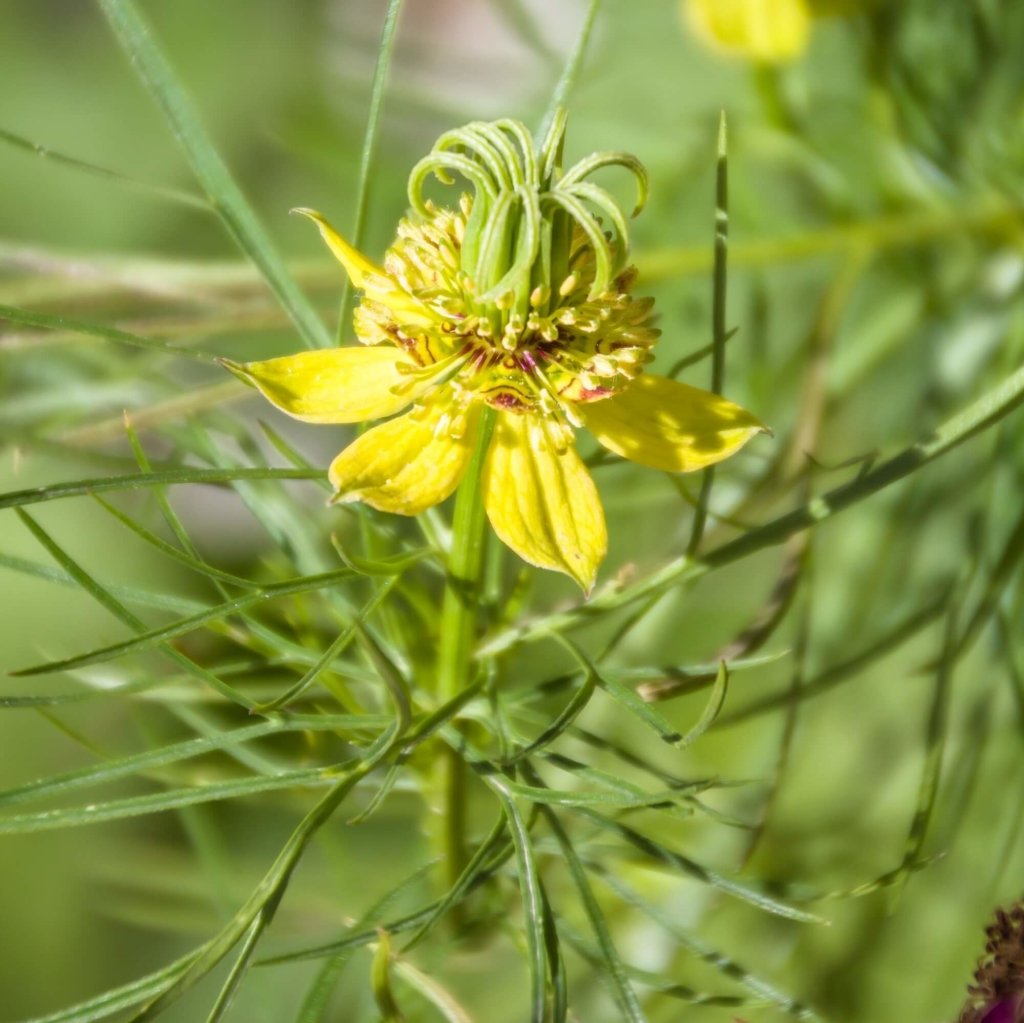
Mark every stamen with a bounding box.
[529,359,584,430]
[390,346,473,398]
[447,409,469,440]
[532,416,571,456]
[433,411,452,438]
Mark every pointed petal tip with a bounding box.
[327,489,360,508]
[584,375,769,474]
[327,403,479,516]
[290,207,381,287]
[218,357,255,388]
[505,547,598,595]
[226,347,414,424]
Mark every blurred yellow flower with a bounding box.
[224,115,764,590]
[687,0,812,62]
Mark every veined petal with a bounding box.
[329,400,480,515]
[687,0,811,62]
[292,207,383,287]
[358,281,439,332]
[483,414,607,592]
[583,374,765,473]
[222,347,415,424]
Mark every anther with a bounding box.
[434,412,452,438]
[448,411,468,440]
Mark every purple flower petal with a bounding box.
[980,1001,1016,1023]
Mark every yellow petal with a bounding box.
[583,374,766,473]
[222,347,415,424]
[483,414,607,593]
[329,400,480,515]
[687,0,811,62]
[292,208,437,332]
[292,207,383,287]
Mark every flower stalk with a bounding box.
[434,406,496,886]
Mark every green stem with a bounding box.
[687,112,729,557]
[336,0,404,345]
[435,407,497,888]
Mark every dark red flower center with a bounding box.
[980,1000,1017,1023]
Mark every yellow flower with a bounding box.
[687,0,812,62]
[224,113,764,591]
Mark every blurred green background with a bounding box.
[2,1,1023,1021]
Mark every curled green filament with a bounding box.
[407,110,650,309]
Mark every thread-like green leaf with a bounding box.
[0,715,380,808]
[538,0,601,138]
[294,864,436,1023]
[12,567,357,678]
[14,508,255,707]
[19,949,203,1023]
[204,914,268,1023]
[92,495,260,589]
[335,0,404,343]
[0,125,211,209]
[489,780,548,1023]
[0,467,322,511]
[371,929,405,1023]
[95,0,330,348]
[676,661,729,748]
[537,795,646,1023]
[687,111,729,557]
[598,869,820,1019]
[0,303,220,363]
[717,596,947,728]
[0,768,343,835]
[577,810,826,924]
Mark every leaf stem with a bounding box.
[434,407,497,888]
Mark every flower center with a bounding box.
[360,201,658,427]
[354,112,657,435]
